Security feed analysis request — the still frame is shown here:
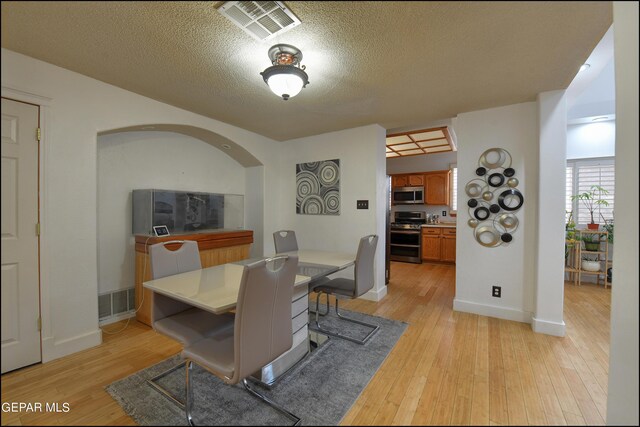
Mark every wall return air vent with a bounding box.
[218,1,301,42]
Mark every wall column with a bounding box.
[532,90,567,336]
[607,2,639,424]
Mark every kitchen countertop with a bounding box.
[422,223,457,228]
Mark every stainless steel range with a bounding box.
[390,211,426,263]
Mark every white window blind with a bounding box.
[567,159,615,225]
[566,166,573,221]
[451,165,457,212]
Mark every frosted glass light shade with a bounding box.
[266,73,304,99]
[261,63,309,100]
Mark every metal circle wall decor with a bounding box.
[466,148,523,247]
[474,207,490,221]
[498,189,524,211]
[488,173,505,187]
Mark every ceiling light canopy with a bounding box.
[579,63,591,72]
[261,44,309,100]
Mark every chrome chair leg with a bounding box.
[243,378,301,426]
[309,291,330,317]
[147,360,186,408]
[311,292,379,345]
[185,360,195,426]
[334,298,379,344]
[183,360,300,426]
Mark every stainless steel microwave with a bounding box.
[392,186,424,205]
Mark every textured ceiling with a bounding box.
[1,1,612,141]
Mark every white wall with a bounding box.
[97,131,246,294]
[279,125,388,301]
[453,102,538,323]
[607,2,639,425]
[567,121,615,159]
[533,91,567,336]
[1,48,281,362]
[386,150,457,174]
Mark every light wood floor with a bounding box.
[1,262,611,426]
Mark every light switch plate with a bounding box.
[357,200,369,209]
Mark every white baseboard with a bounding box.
[531,316,566,337]
[99,311,135,326]
[361,285,388,302]
[453,298,532,323]
[41,329,102,363]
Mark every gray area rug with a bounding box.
[106,307,407,425]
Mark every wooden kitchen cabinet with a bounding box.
[421,226,456,263]
[392,175,408,187]
[424,170,450,205]
[392,173,424,187]
[408,174,424,186]
[441,228,457,262]
[421,228,441,261]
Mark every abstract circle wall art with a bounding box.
[466,148,524,247]
[296,159,341,215]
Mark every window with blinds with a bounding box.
[566,166,573,221]
[450,165,458,212]
[566,159,615,225]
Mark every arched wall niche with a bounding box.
[96,124,265,308]
[98,123,263,167]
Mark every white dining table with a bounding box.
[283,249,356,270]
[143,262,312,315]
[143,249,356,386]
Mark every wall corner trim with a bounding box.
[361,285,388,302]
[531,316,566,337]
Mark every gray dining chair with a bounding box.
[182,255,301,426]
[147,240,234,407]
[310,235,379,345]
[273,230,298,253]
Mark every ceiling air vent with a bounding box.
[218,1,301,42]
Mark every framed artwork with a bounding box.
[296,159,340,215]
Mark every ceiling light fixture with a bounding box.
[260,44,309,100]
[579,63,591,72]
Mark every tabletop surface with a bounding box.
[144,263,311,314]
[282,250,356,270]
[143,250,356,314]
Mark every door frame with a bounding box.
[2,86,52,362]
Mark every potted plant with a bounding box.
[580,233,603,252]
[565,210,577,259]
[601,213,614,245]
[581,255,601,272]
[571,185,609,230]
[601,213,613,282]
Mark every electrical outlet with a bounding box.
[357,200,369,209]
[492,286,502,298]
[442,210,447,216]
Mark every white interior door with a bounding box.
[1,97,41,373]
